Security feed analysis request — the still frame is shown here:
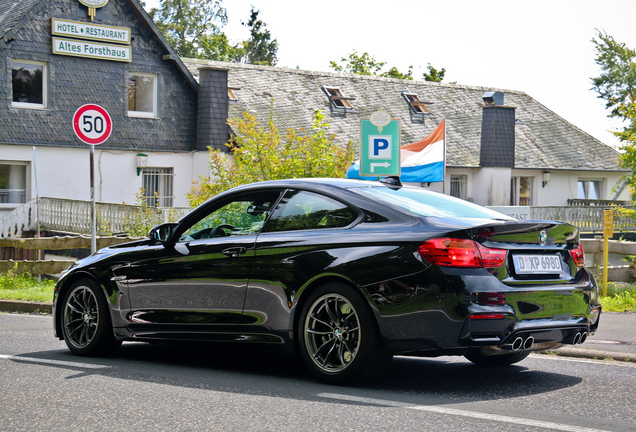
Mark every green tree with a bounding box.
[329,51,413,79]
[591,30,636,190]
[187,103,355,206]
[233,8,279,66]
[149,0,227,59]
[422,63,446,82]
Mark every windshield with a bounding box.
[354,186,515,220]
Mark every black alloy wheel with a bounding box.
[298,282,391,384]
[61,278,120,356]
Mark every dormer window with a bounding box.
[228,87,240,101]
[402,92,432,114]
[322,86,354,109]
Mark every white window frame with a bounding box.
[450,174,468,200]
[127,72,158,118]
[142,167,174,207]
[11,59,48,109]
[0,161,29,207]
[402,92,431,114]
[323,86,353,109]
[577,179,604,200]
[511,176,534,206]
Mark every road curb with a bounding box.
[539,347,636,363]
[0,300,52,314]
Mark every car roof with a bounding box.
[231,178,405,193]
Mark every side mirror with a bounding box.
[149,223,179,243]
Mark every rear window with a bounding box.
[354,186,515,219]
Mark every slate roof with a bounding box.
[183,59,623,172]
[0,0,41,43]
[1,0,198,90]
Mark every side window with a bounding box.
[179,192,279,241]
[0,162,28,204]
[128,72,157,117]
[11,59,47,109]
[263,190,358,233]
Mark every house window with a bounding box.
[128,73,157,117]
[450,175,467,199]
[142,167,173,207]
[323,86,354,109]
[402,92,431,114]
[0,162,27,204]
[11,60,47,109]
[511,176,533,206]
[577,180,602,200]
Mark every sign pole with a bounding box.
[90,145,96,253]
[72,104,112,254]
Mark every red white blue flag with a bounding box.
[399,120,445,182]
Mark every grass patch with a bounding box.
[0,268,55,302]
[600,283,636,312]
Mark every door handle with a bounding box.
[222,247,247,258]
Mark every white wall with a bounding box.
[1,145,211,214]
[471,167,512,207]
[441,167,631,206]
[95,149,210,207]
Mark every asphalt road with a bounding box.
[1,313,635,432]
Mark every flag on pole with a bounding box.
[346,120,446,182]
[400,120,445,182]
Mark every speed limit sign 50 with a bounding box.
[73,104,112,145]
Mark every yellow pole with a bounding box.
[602,208,613,297]
[602,234,609,297]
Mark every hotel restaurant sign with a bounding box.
[51,1,131,62]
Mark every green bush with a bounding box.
[0,266,55,302]
[600,283,636,312]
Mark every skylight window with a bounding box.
[402,92,432,114]
[323,86,354,109]
[228,87,239,101]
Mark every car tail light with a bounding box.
[570,243,585,267]
[418,238,507,268]
[469,314,506,320]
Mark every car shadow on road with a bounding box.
[14,342,582,404]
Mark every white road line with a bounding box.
[0,354,110,369]
[317,392,609,432]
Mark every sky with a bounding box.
[144,0,636,150]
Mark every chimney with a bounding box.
[479,91,516,167]
[196,67,230,152]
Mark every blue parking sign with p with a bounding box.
[360,119,400,176]
[369,136,392,159]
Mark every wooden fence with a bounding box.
[0,197,189,237]
[1,236,635,282]
[0,235,141,274]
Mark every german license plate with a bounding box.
[513,254,562,274]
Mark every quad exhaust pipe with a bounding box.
[570,331,588,345]
[504,335,535,351]
[502,330,588,351]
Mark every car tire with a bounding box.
[61,278,121,356]
[298,282,391,384]
[464,349,531,367]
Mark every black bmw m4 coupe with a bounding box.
[53,177,601,384]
